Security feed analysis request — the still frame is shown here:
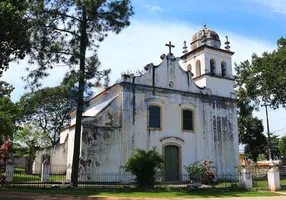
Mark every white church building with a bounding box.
[33,25,239,182]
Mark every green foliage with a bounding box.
[235,70,267,162]
[235,37,286,109]
[234,37,286,160]
[236,92,267,162]
[0,81,14,98]
[14,124,51,173]
[18,86,76,145]
[257,154,267,161]
[184,161,201,181]
[270,133,280,159]
[0,96,21,143]
[25,0,134,88]
[14,124,51,149]
[0,0,30,73]
[123,147,163,188]
[184,160,215,185]
[279,136,286,158]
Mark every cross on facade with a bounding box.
[165,41,175,54]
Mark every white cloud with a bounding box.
[2,19,285,136]
[143,4,163,12]
[97,21,275,82]
[254,0,286,14]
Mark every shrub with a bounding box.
[0,136,12,186]
[184,160,215,185]
[200,160,215,185]
[184,161,202,181]
[123,147,163,188]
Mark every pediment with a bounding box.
[128,53,208,94]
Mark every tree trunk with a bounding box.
[70,5,87,187]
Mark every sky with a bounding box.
[2,0,286,138]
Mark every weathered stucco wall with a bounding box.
[119,54,239,176]
[122,84,238,176]
[78,95,123,181]
[33,141,68,174]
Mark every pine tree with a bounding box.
[26,0,134,187]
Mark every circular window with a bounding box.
[169,81,174,88]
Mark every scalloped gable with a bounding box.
[132,54,206,94]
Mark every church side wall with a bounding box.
[66,126,76,167]
[78,94,124,181]
[60,129,69,144]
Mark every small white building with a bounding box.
[37,25,239,182]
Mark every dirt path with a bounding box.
[1,192,286,200]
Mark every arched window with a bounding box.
[187,64,192,72]
[148,105,161,129]
[196,60,201,77]
[210,59,216,75]
[221,61,227,77]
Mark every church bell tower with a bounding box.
[180,24,235,98]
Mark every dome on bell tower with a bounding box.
[191,24,221,50]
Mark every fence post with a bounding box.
[5,160,14,183]
[239,168,252,189]
[267,165,280,191]
[41,159,50,182]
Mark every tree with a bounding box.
[241,116,267,162]
[0,80,14,98]
[0,96,21,143]
[26,0,134,186]
[279,136,286,158]
[235,88,268,162]
[270,133,280,160]
[123,147,163,188]
[14,124,50,173]
[0,0,31,74]
[18,86,76,145]
[235,38,286,109]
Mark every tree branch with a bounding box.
[45,26,80,38]
[44,9,82,23]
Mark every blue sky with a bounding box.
[133,0,286,43]
[3,0,286,138]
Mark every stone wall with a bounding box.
[13,156,27,168]
[32,142,68,174]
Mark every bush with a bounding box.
[185,160,215,185]
[123,147,163,188]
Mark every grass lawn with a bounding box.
[0,187,283,198]
[12,173,66,182]
[10,168,66,182]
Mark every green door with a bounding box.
[164,145,179,182]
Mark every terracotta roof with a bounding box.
[60,124,75,133]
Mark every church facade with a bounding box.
[37,25,239,182]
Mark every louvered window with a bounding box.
[148,105,161,128]
[182,109,194,131]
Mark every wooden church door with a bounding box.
[164,145,179,182]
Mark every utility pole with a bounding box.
[261,103,272,161]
